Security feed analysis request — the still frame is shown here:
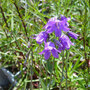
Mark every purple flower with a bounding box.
[59,34,74,50]
[35,31,48,44]
[43,17,70,37]
[53,39,63,51]
[39,41,60,60]
[60,15,71,22]
[68,31,79,39]
[43,17,62,37]
[59,16,70,32]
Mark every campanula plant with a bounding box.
[35,16,79,60]
[39,41,60,60]
[35,31,49,44]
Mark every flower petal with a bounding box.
[62,26,70,32]
[44,50,51,60]
[59,34,73,50]
[51,49,59,58]
[46,27,54,33]
[45,42,55,50]
[55,27,62,37]
[54,48,61,53]
[68,31,79,39]
[36,31,48,44]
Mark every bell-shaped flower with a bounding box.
[60,15,71,22]
[59,15,70,32]
[35,31,48,44]
[59,34,74,50]
[39,41,60,60]
[43,16,70,37]
[68,31,79,39]
[53,39,64,51]
[43,17,62,37]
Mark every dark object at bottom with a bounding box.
[0,68,17,89]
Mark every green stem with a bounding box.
[0,5,8,37]
[65,50,69,90]
[38,44,42,90]
[13,2,29,41]
[30,41,33,90]
[60,51,64,90]
[49,58,54,90]
[46,62,48,90]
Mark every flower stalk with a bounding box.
[13,2,29,41]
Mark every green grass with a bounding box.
[0,0,89,90]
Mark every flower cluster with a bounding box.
[34,16,78,60]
